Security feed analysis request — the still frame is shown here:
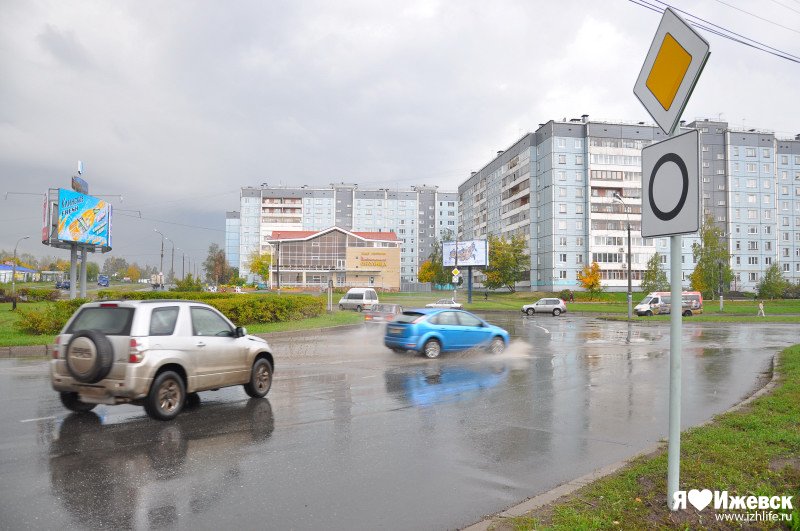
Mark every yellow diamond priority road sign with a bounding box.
[634,8,710,135]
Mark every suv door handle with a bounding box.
[196,341,206,347]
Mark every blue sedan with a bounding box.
[384,308,509,359]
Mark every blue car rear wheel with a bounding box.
[423,339,441,359]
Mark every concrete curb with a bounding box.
[0,344,50,359]
[462,354,780,531]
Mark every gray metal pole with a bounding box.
[79,248,87,298]
[69,244,78,300]
[627,222,632,320]
[667,234,682,508]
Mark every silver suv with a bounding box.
[50,300,275,420]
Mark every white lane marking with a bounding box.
[20,416,56,423]
[532,324,550,334]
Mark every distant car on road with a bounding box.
[364,303,404,325]
[97,275,109,287]
[425,298,463,309]
[56,280,70,290]
[522,298,567,316]
[384,308,508,359]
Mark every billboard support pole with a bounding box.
[467,266,473,303]
[69,244,77,300]
[79,247,87,298]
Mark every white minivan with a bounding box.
[338,288,379,312]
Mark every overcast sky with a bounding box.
[2,0,799,272]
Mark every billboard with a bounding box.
[57,188,112,247]
[442,240,488,267]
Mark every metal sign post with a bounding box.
[634,7,709,510]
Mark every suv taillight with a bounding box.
[129,338,145,363]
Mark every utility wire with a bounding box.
[628,0,800,64]
[768,0,800,16]
[115,212,225,232]
[711,0,800,35]
[651,0,800,61]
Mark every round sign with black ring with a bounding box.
[648,153,688,221]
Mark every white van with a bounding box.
[338,288,379,312]
[635,291,703,317]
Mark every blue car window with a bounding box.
[431,312,458,326]
[456,312,482,327]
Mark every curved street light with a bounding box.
[12,235,30,311]
[613,192,633,320]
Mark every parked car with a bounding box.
[97,274,110,287]
[56,280,70,290]
[50,300,275,420]
[364,303,404,325]
[425,298,463,309]
[521,298,567,316]
[384,308,509,359]
[255,282,269,290]
[338,287,378,312]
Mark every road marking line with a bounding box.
[20,416,56,423]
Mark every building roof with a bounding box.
[0,264,38,273]
[268,226,399,243]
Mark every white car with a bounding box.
[521,298,567,316]
[425,299,463,309]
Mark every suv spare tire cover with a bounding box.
[65,330,115,384]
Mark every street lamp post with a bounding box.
[165,237,175,284]
[613,193,633,320]
[154,229,165,288]
[11,236,30,311]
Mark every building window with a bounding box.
[559,270,567,279]
[559,253,567,262]
[749,272,758,282]
[576,155,584,165]
[558,154,566,164]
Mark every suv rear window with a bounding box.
[66,307,135,335]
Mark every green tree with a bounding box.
[640,252,669,294]
[248,249,273,282]
[756,263,788,299]
[86,261,100,281]
[690,215,732,299]
[102,256,129,277]
[577,261,603,300]
[203,243,234,285]
[483,234,527,292]
[174,273,204,292]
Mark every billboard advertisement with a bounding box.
[442,240,488,267]
[57,188,112,247]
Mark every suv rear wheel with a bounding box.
[244,358,273,398]
[59,391,96,412]
[144,371,185,421]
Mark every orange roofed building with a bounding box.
[265,227,400,290]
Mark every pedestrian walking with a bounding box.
[757,300,765,317]
[569,290,575,303]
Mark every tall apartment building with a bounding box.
[458,116,800,293]
[232,184,458,284]
[224,211,240,269]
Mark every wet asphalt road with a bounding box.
[0,315,797,530]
